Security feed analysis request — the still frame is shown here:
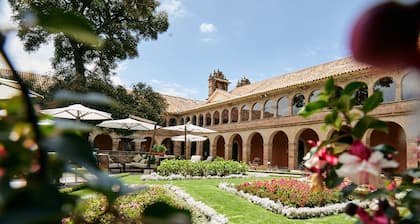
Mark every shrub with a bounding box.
[236,178,342,208]
[157,159,248,176]
[152,144,167,153]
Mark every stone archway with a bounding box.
[368,122,407,173]
[250,133,263,165]
[271,131,288,168]
[162,138,174,155]
[296,129,319,169]
[93,134,112,150]
[231,134,243,161]
[216,136,225,158]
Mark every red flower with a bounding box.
[349,140,371,160]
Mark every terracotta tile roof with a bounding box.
[0,68,54,90]
[207,89,238,103]
[230,57,370,96]
[161,94,206,114]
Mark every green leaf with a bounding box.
[85,171,134,203]
[342,81,367,95]
[33,7,103,48]
[324,78,335,95]
[371,144,398,155]
[325,170,343,189]
[352,116,388,139]
[362,91,383,113]
[41,133,97,171]
[341,183,358,199]
[336,95,352,112]
[324,110,338,125]
[298,100,328,117]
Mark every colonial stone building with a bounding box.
[107,57,418,171]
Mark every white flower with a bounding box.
[336,151,398,187]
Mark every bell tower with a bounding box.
[208,69,230,98]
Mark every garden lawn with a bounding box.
[120,175,358,224]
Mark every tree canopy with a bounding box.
[8,0,169,83]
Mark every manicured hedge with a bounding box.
[157,159,248,176]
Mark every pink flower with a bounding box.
[349,140,371,160]
[336,141,398,187]
[304,144,338,172]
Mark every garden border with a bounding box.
[218,182,371,219]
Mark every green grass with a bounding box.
[118,175,358,224]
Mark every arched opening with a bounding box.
[241,105,250,121]
[216,136,225,158]
[292,93,305,115]
[296,129,319,169]
[369,122,407,173]
[374,77,395,102]
[251,103,262,120]
[199,114,204,127]
[309,90,321,102]
[205,113,212,126]
[277,97,289,116]
[402,71,420,100]
[169,118,177,126]
[180,118,185,125]
[94,134,112,150]
[192,115,197,125]
[222,109,229,124]
[185,117,191,123]
[263,100,275,118]
[272,131,288,168]
[250,133,263,165]
[213,111,220,125]
[231,134,243,161]
[354,83,368,105]
[202,139,210,160]
[231,107,239,123]
[162,138,174,155]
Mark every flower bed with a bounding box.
[65,185,210,223]
[219,181,370,219]
[157,159,248,176]
[141,172,269,181]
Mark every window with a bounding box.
[263,100,275,118]
[180,118,184,125]
[231,107,238,123]
[169,118,177,126]
[213,111,220,125]
[277,97,289,116]
[251,103,262,120]
[309,90,321,102]
[374,77,395,102]
[292,94,305,115]
[192,115,197,125]
[402,71,420,100]
[185,117,190,123]
[205,113,212,126]
[241,105,250,121]
[199,114,204,126]
[222,109,229,124]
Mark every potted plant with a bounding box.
[151,144,167,156]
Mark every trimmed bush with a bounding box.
[157,159,248,176]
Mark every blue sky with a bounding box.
[1,0,379,100]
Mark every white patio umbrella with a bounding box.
[41,104,112,121]
[97,118,157,131]
[0,77,43,100]
[171,134,208,142]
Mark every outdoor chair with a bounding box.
[205,156,214,161]
[96,153,123,173]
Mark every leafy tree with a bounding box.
[8,0,169,83]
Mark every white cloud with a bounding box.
[159,0,187,19]
[200,23,217,33]
[0,1,53,75]
[110,75,125,87]
[147,79,200,99]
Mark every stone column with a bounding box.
[288,142,298,169]
[112,138,120,151]
[242,143,250,164]
[264,143,272,168]
[395,78,402,101]
[197,141,203,156]
[210,141,217,157]
[226,143,232,160]
[174,141,182,156]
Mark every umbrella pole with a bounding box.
[184,125,187,158]
[149,124,157,153]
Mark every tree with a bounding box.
[8,0,169,83]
